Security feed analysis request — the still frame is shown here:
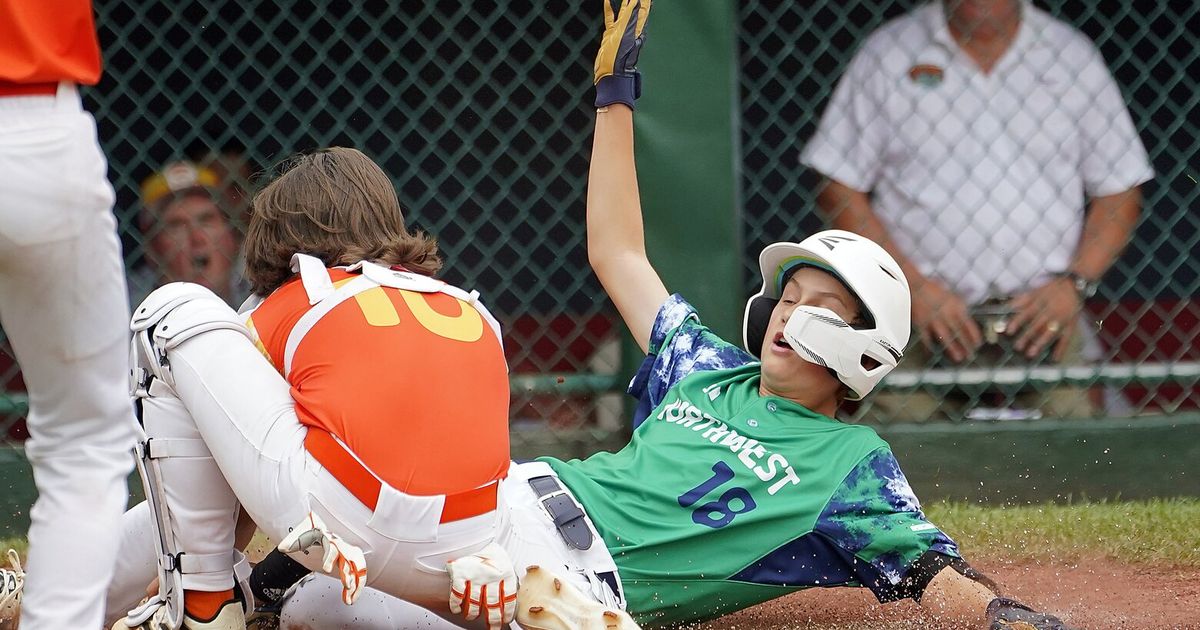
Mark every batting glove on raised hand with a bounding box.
[594,0,652,109]
[447,543,518,630]
[277,512,367,606]
[987,597,1076,630]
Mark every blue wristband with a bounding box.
[595,74,641,109]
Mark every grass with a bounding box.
[925,497,1200,566]
[0,537,23,559]
[1,499,1197,568]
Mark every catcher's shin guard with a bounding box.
[127,283,251,630]
[516,565,641,630]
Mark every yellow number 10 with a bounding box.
[350,284,483,343]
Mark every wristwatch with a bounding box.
[1061,271,1099,299]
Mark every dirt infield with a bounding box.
[695,556,1200,629]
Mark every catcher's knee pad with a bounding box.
[131,282,250,393]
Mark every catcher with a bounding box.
[245,1,1076,629]
[104,147,524,630]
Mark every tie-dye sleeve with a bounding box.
[814,447,961,602]
[627,294,754,428]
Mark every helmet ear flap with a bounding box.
[743,296,777,359]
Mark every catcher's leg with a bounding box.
[516,566,640,630]
[104,501,162,627]
[123,283,249,629]
[276,573,469,630]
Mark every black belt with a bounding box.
[529,475,594,550]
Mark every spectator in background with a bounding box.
[191,144,256,224]
[801,0,1153,421]
[132,160,251,307]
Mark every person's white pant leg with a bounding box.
[282,574,467,630]
[0,89,137,629]
[162,325,312,542]
[104,501,159,627]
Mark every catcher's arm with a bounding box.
[588,0,667,353]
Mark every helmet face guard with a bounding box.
[782,306,901,401]
[742,230,911,400]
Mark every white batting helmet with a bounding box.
[742,229,911,400]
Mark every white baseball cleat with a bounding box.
[0,549,23,624]
[516,565,641,630]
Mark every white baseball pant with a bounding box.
[104,461,627,629]
[281,461,626,629]
[0,83,138,629]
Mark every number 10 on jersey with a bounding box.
[678,461,758,529]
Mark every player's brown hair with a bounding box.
[244,147,442,296]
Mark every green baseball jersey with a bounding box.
[542,295,958,628]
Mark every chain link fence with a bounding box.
[0,1,623,452]
[1,1,1197,450]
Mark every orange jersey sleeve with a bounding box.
[0,1,102,85]
[247,269,510,496]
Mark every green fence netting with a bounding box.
[1,2,1196,453]
[0,1,623,452]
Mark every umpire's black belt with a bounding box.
[529,475,594,550]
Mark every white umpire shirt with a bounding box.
[801,1,1154,305]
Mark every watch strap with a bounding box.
[1061,271,1099,298]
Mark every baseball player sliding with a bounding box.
[251,1,1078,628]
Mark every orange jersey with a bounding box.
[248,266,510,496]
[0,1,102,85]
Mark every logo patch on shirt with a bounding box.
[908,64,944,87]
